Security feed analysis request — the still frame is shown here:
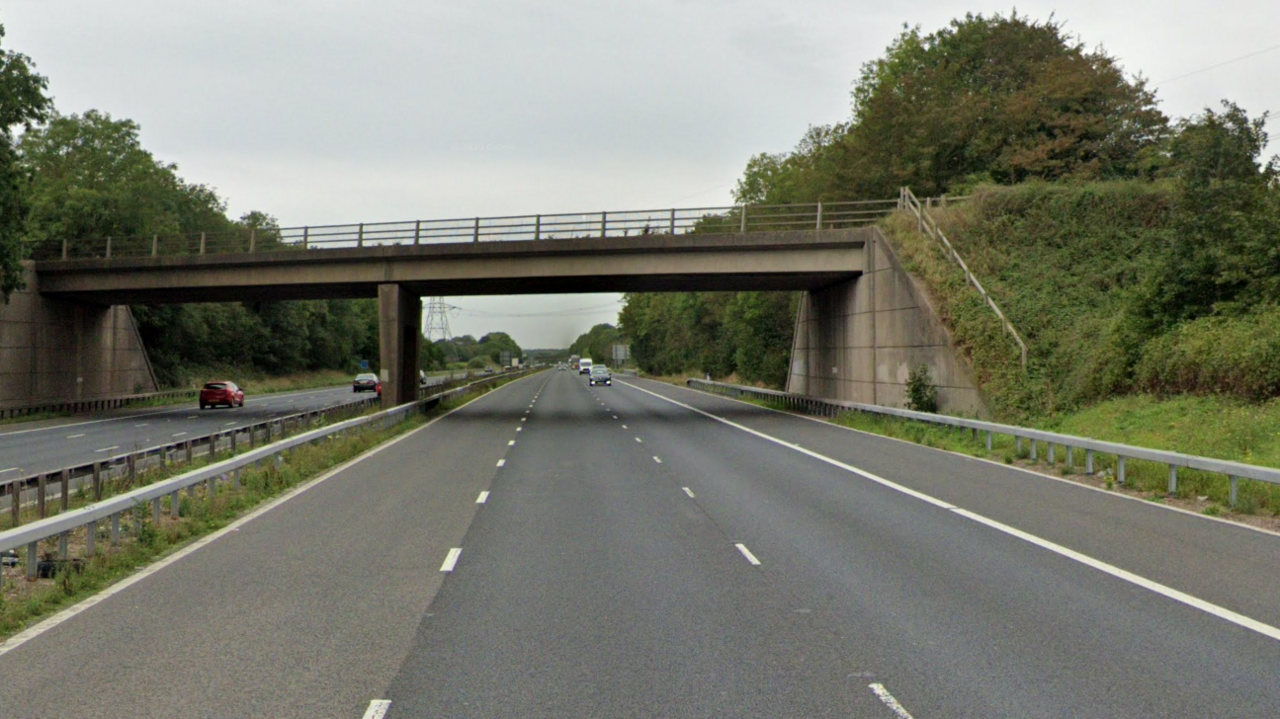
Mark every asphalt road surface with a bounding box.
[0,385,361,477]
[0,370,1277,718]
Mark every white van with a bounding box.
[578,358,593,375]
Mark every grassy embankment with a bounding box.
[720,183,1280,522]
[0,373,528,639]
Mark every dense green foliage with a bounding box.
[432,332,523,368]
[735,12,1166,205]
[0,22,51,299]
[568,323,621,366]
[619,292,797,386]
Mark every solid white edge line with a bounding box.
[440,547,463,572]
[477,491,489,504]
[682,487,695,498]
[868,683,916,719]
[362,699,392,719]
[617,380,1280,644]
[735,543,761,566]
[0,373,537,659]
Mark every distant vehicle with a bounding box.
[578,358,593,375]
[588,365,611,386]
[483,367,496,375]
[420,370,428,387]
[558,363,567,371]
[199,381,244,409]
[353,373,379,392]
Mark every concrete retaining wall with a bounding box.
[786,227,987,417]
[0,263,156,409]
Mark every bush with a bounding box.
[905,365,939,413]
[1134,307,1280,401]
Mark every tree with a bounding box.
[19,110,229,252]
[0,22,52,299]
[734,12,1169,205]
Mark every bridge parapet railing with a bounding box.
[27,200,906,262]
[687,378,1278,508]
[0,370,530,579]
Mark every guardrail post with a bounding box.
[249,228,256,253]
[473,217,480,242]
[1030,440,1038,462]
[815,202,823,230]
[1117,456,1126,485]
[26,541,37,581]
[185,439,193,463]
[60,469,69,511]
[199,232,207,254]
[1229,476,1239,507]
[985,431,992,452]
[61,238,68,259]
[669,209,676,234]
[86,519,96,556]
[58,531,68,560]
[1086,450,1095,475]
[1016,436,1022,456]
[1047,443,1055,464]
[152,497,161,524]
[1168,465,1178,495]
[535,215,541,240]
[111,513,120,546]
[600,212,608,238]
[9,481,19,525]
[105,236,112,259]
[414,220,421,245]
[302,226,309,249]
[739,206,747,233]
[357,223,365,248]
[151,234,158,257]
[170,490,180,518]
[232,468,240,489]
[37,473,46,518]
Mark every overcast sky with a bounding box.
[3,0,1277,348]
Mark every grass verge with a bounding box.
[0,373,525,640]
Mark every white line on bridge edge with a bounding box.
[869,683,916,719]
[735,543,761,566]
[496,459,506,467]
[362,699,392,719]
[476,491,489,504]
[440,547,463,572]
[653,456,662,464]
[0,468,18,474]
[66,433,85,439]
[682,487,695,498]
[618,379,1280,645]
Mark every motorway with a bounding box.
[0,370,1278,717]
[0,385,362,477]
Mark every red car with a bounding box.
[199,381,245,409]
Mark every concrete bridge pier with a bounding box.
[377,284,421,408]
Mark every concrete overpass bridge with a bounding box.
[5,200,984,414]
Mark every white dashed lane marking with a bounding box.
[682,487,695,498]
[735,543,761,566]
[440,548,463,572]
[476,491,489,504]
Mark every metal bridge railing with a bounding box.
[27,200,902,262]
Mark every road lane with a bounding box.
[0,372,545,719]
[0,385,363,476]
[0,369,1278,717]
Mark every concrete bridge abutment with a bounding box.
[0,263,157,410]
[786,228,987,417]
